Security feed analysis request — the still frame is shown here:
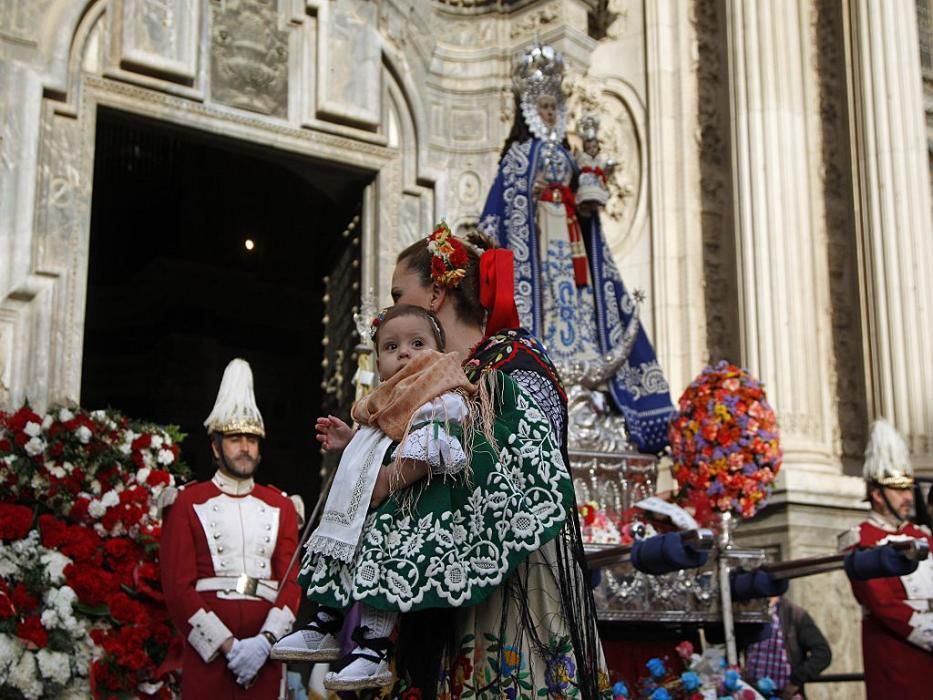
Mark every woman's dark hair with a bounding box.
[396,234,493,329]
[373,304,445,353]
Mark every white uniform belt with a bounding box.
[196,575,279,603]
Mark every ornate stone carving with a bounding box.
[509,6,560,40]
[0,0,51,44]
[451,108,486,142]
[210,0,288,116]
[812,0,867,467]
[456,170,482,205]
[692,0,739,364]
[437,18,495,47]
[119,0,199,82]
[318,0,380,127]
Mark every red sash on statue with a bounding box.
[580,165,608,184]
[540,183,589,287]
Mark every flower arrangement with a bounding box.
[427,222,469,288]
[578,502,658,546]
[613,643,776,700]
[668,362,781,525]
[0,405,191,699]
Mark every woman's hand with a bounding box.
[315,415,353,451]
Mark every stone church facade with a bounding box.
[1,1,931,696]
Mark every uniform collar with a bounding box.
[867,509,904,532]
[212,469,255,496]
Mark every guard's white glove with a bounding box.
[226,634,272,685]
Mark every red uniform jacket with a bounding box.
[161,472,301,699]
[841,512,933,699]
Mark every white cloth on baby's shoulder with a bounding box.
[305,393,469,563]
[394,392,469,476]
[305,425,392,563]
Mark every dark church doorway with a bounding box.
[82,107,369,513]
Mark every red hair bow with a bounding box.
[479,249,520,336]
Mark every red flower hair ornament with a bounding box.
[426,222,469,288]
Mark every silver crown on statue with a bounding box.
[513,43,567,142]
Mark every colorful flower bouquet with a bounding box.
[0,404,191,699]
[668,362,781,526]
[611,642,777,700]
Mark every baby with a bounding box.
[271,304,474,691]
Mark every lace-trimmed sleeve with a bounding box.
[394,393,469,475]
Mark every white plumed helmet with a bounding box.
[863,418,913,490]
[203,359,265,437]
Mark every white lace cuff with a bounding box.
[261,605,296,641]
[396,424,467,475]
[187,608,233,662]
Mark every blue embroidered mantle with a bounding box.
[479,138,675,453]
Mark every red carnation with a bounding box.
[449,244,469,268]
[431,256,447,279]
[146,469,171,488]
[16,616,49,648]
[0,592,14,619]
[11,583,39,612]
[38,514,67,548]
[69,496,91,522]
[108,591,149,625]
[0,503,33,541]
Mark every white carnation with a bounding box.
[90,410,107,421]
[136,467,151,485]
[0,634,23,674]
[157,448,174,465]
[150,435,164,450]
[24,421,41,437]
[24,436,45,456]
[8,649,42,700]
[49,465,66,479]
[89,479,102,496]
[100,490,119,508]
[87,499,105,518]
[58,408,75,422]
[75,426,92,444]
[41,415,53,430]
[62,461,74,474]
[40,550,72,585]
[60,678,93,699]
[36,648,71,685]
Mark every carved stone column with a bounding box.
[644,0,708,395]
[724,0,837,471]
[847,0,933,469]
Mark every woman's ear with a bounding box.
[430,283,447,312]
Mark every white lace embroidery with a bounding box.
[394,393,469,475]
[300,390,569,612]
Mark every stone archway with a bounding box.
[0,0,437,410]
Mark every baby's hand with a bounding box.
[315,415,353,451]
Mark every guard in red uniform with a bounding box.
[161,359,302,698]
[839,418,933,699]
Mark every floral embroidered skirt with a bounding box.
[430,542,612,700]
[298,374,574,613]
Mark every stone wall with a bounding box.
[1,0,931,689]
